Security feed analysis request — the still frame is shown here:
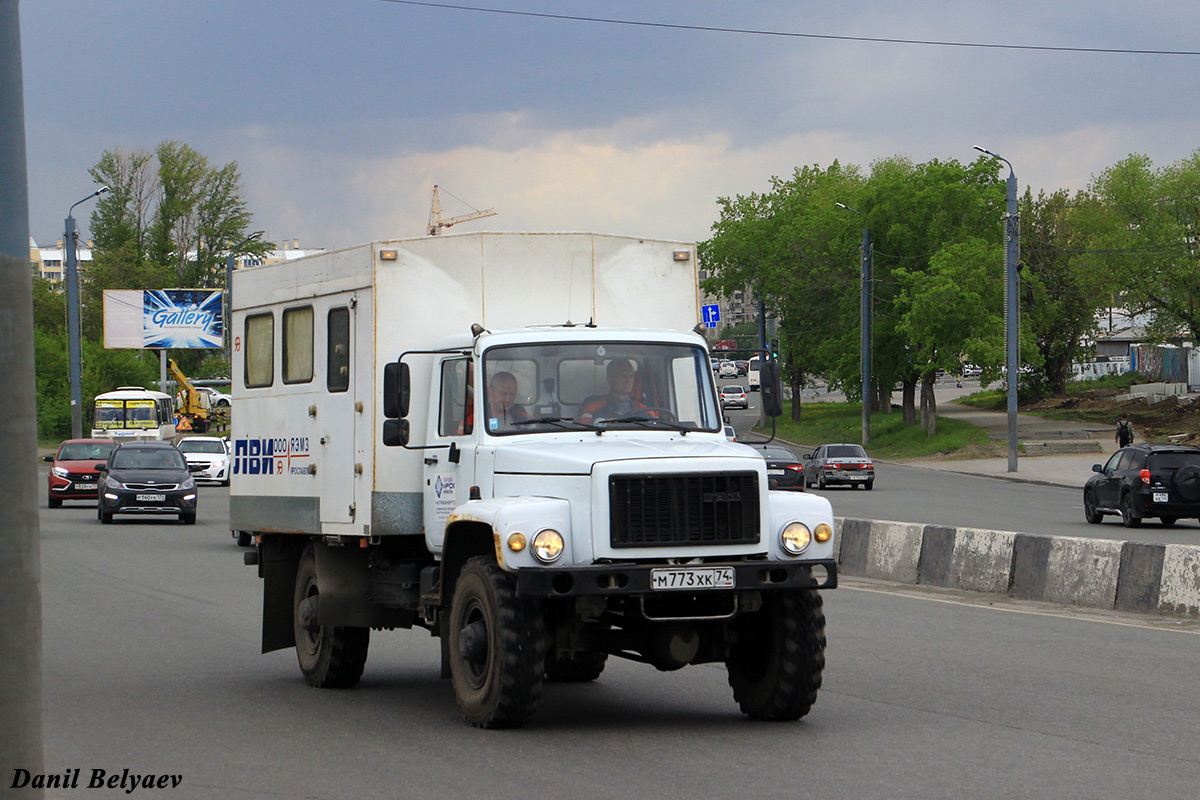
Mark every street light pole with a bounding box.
[64,186,109,439]
[975,145,1019,472]
[837,202,871,446]
[225,231,262,367]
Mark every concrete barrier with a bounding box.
[835,517,1200,618]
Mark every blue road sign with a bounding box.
[702,304,720,328]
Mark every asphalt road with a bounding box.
[718,380,1200,546]
[35,488,1200,799]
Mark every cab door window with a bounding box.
[438,359,472,436]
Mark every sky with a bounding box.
[18,0,1200,251]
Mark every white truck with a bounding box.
[231,231,837,728]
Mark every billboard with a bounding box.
[103,289,224,349]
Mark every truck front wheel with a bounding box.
[726,589,826,721]
[448,556,547,728]
[292,543,369,688]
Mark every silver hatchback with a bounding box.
[804,443,875,490]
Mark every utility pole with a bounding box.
[0,0,44,791]
[837,202,872,445]
[975,146,1020,472]
[64,186,108,438]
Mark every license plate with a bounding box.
[1154,492,1169,503]
[650,567,735,591]
[136,493,166,502]
[75,483,97,491]
[768,468,785,475]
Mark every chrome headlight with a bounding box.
[51,466,69,478]
[780,521,812,555]
[531,529,565,563]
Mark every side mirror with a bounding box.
[760,359,784,417]
[383,361,411,419]
[382,418,409,447]
[42,455,53,462]
[1092,464,1103,473]
[802,453,811,460]
[95,464,108,472]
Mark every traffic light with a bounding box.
[770,338,779,359]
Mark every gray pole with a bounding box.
[65,187,109,439]
[0,0,44,792]
[836,203,871,445]
[974,146,1019,472]
[757,292,767,427]
[1004,167,1019,472]
[860,225,872,446]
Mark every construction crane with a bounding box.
[427,185,497,236]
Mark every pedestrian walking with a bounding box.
[1115,413,1134,448]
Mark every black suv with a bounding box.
[1083,444,1200,527]
[96,441,200,525]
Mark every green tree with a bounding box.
[1019,189,1105,395]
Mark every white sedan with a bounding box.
[176,436,232,486]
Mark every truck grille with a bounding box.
[609,472,760,548]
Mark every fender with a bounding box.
[445,495,574,570]
[763,490,838,561]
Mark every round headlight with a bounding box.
[780,522,812,555]
[531,529,565,563]
[814,523,833,543]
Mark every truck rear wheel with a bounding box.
[545,650,608,682]
[726,589,825,721]
[448,556,546,728]
[293,543,369,688]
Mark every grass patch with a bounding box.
[955,389,1006,410]
[755,401,996,460]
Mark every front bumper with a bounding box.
[48,476,100,500]
[100,490,197,516]
[515,558,837,598]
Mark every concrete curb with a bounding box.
[836,517,1200,618]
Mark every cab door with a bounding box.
[422,357,477,550]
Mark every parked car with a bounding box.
[719,384,748,409]
[719,361,738,378]
[1083,444,1200,527]
[196,386,231,407]
[177,436,232,486]
[43,438,116,507]
[758,445,805,491]
[96,440,200,525]
[805,443,875,490]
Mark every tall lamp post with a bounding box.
[225,231,262,366]
[64,186,109,439]
[975,145,1019,472]
[836,202,872,446]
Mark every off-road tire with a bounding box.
[545,650,608,682]
[1120,492,1142,528]
[1083,489,1103,524]
[726,588,825,721]
[293,543,370,688]
[448,556,546,728]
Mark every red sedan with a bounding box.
[43,438,116,508]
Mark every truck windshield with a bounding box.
[482,341,722,435]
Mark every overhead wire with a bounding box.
[374,0,1200,57]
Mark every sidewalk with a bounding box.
[900,401,1117,489]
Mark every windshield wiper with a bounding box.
[595,416,698,434]
[511,416,596,431]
